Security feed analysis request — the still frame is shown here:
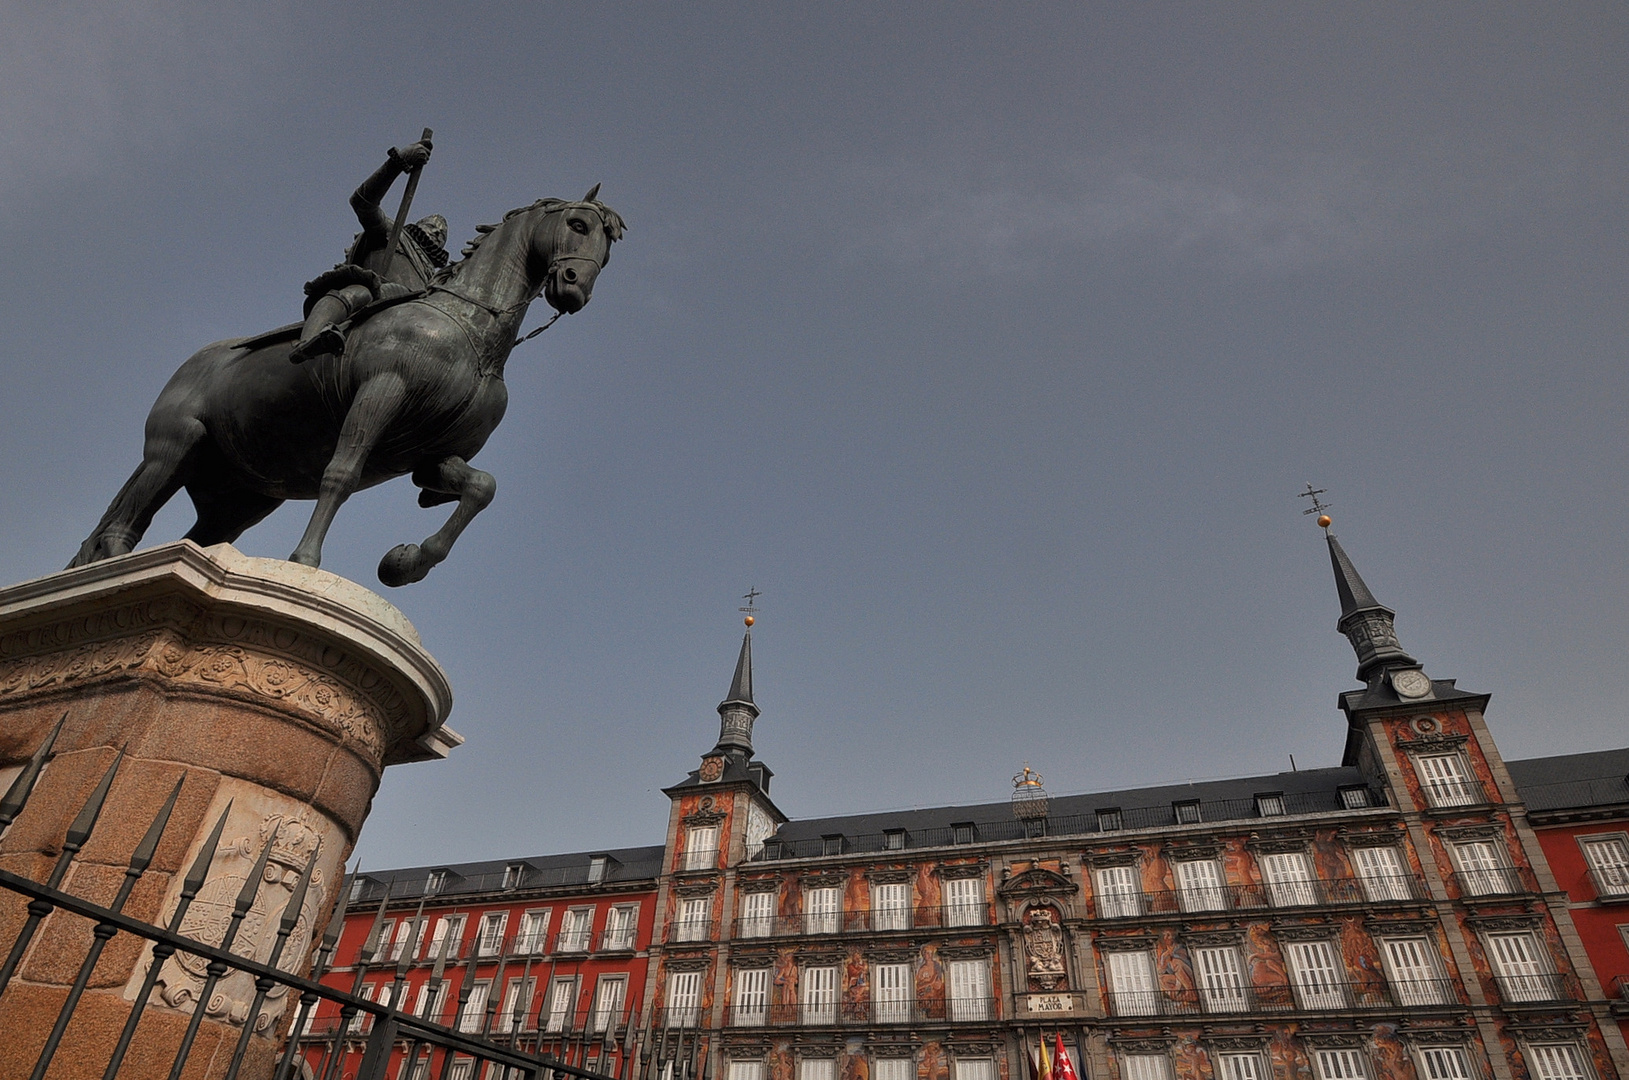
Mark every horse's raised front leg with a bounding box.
[289,374,407,568]
[376,456,496,587]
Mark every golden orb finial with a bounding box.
[744,615,755,627]
[1318,514,1332,529]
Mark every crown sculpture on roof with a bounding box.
[1012,763,1049,820]
[67,129,626,588]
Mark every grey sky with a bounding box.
[2,3,1625,870]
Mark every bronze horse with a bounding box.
[70,190,624,586]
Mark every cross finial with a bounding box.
[739,587,761,627]
[1298,483,1333,525]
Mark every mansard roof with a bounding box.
[1508,747,1629,813]
[760,764,1374,858]
[353,843,665,904]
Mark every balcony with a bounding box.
[1492,972,1580,1005]
[1420,778,1492,811]
[600,927,639,950]
[1452,865,1540,899]
[670,918,711,943]
[1089,876,1423,919]
[1588,867,1629,903]
[1105,978,1460,1017]
[724,997,999,1028]
[732,903,990,939]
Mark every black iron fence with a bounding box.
[0,729,625,1080]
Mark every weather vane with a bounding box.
[1298,483,1333,528]
[739,587,761,627]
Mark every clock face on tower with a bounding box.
[1391,669,1432,699]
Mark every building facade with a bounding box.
[309,529,1629,1080]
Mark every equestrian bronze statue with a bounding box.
[69,137,625,586]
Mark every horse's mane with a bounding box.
[433,197,627,284]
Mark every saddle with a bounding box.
[231,289,427,352]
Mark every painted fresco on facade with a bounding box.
[1154,928,1195,996]
[917,1041,948,1080]
[842,1050,870,1080]
[1221,836,1256,887]
[1170,1031,1206,1077]
[1266,1027,1313,1080]
[1244,921,1289,991]
[1336,916,1386,1000]
[841,947,870,1020]
[772,948,798,1010]
[916,942,947,1019]
[915,863,941,924]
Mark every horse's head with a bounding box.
[532,185,626,314]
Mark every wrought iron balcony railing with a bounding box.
[1452,865,1540,899]
[1089,875,1424,919]
[732,903,992,939]
[1589,867,1629,902]
[669,918,712,943]
[1105,978,1462,1017]
[723,997,1000,1028]
[1492,972,1580,1005]
[1419,778,1492,810]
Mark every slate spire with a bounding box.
[713,628,760,757]
[1325,529,1418,683]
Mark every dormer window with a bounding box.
[1097,808,1123,832]
[1174,801,1202,825]
[1339,786,1372,809]
[1255,793,1286,817]
[884,829,907,851]
[588,856,608,884]
[501,863,524,890]
[426,869,448,895]
[763,841,783,860]
[822,835,844,857]
[952,823,975,845]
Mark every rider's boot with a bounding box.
[290,285,372,364]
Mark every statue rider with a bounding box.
[289,137,451,362]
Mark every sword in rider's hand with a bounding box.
[382,127,433,283]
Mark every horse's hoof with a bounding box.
[378,544,430,587]
[288,550,321,568]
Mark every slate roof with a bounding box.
[759,765,1378,858]
[1508,747,1629,814]
[353,844,665,903]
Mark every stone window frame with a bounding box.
[1207,1036,1271,1080]
[1575,831,1629,901]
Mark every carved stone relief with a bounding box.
[1021,907,1067,991]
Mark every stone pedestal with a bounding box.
[0,541,459,1080]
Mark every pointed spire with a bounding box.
[711,622,760,758]
[1324,528,1418,683]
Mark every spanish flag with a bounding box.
[1034,1036,1053,1080]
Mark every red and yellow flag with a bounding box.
[1036,1036,1054,1080]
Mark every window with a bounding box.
[1121,1054,1171,1080]
[447,1061,475,1080]
[427,869,448,895]
[558,907,593,951]
[730,1063,767,1080]
[874,962,911,1023]
[588,855,608,884]
[1352,846,1412,902]
[874,1060,914,1080]
[458,981,491,1033]
[954,1060,994,1080]
[740,891,774,938]
[1380,936,1448,1006]
[677,897,711,942]
[804,886,841,934]
[1340,786,1371,809]
[1582,835,1629,897]
[349,877,367,903]
[1097,808,1123,832]
[1105,950,1158,1016]
[1417,1047,1473,1080]
[1313,1049,1369,1079]
[501,863,524,890]
[1416,753,1478,807]
[1175,859,1227,912]
[426,914,465,963]
[822,835,844,856]
[1262,851,1318,907]
[1255,793,1286,817]
[1095,865,1143,918]
[801,965,837,1024]
[1528,1044,1590,1080]
[351,984,376,1031]
[545,976,578,1032]
[763,841,783,860]
[884,829,907,851]
[685,825,719,871]
[947,958,991,1021]
[1452,840,1512,895]
[1487,931,1553,1002]
[591,975,626,1033]
[1194,946,1247,1012]
[412,980,450,1023]
[1174,801,1202,824]
[497,976,536,1033]
[476,912,508,957]
[1285,940,1348,1009]
[733,968,769,1025]
[1216,1053,1267,1080]
[603,904,638,949]
[944,877,985,927]
[389,916,426,961]
[800,1061,835,1080]
[873,882,910,930]
[952,823,975,845]
[516,910,550,954]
